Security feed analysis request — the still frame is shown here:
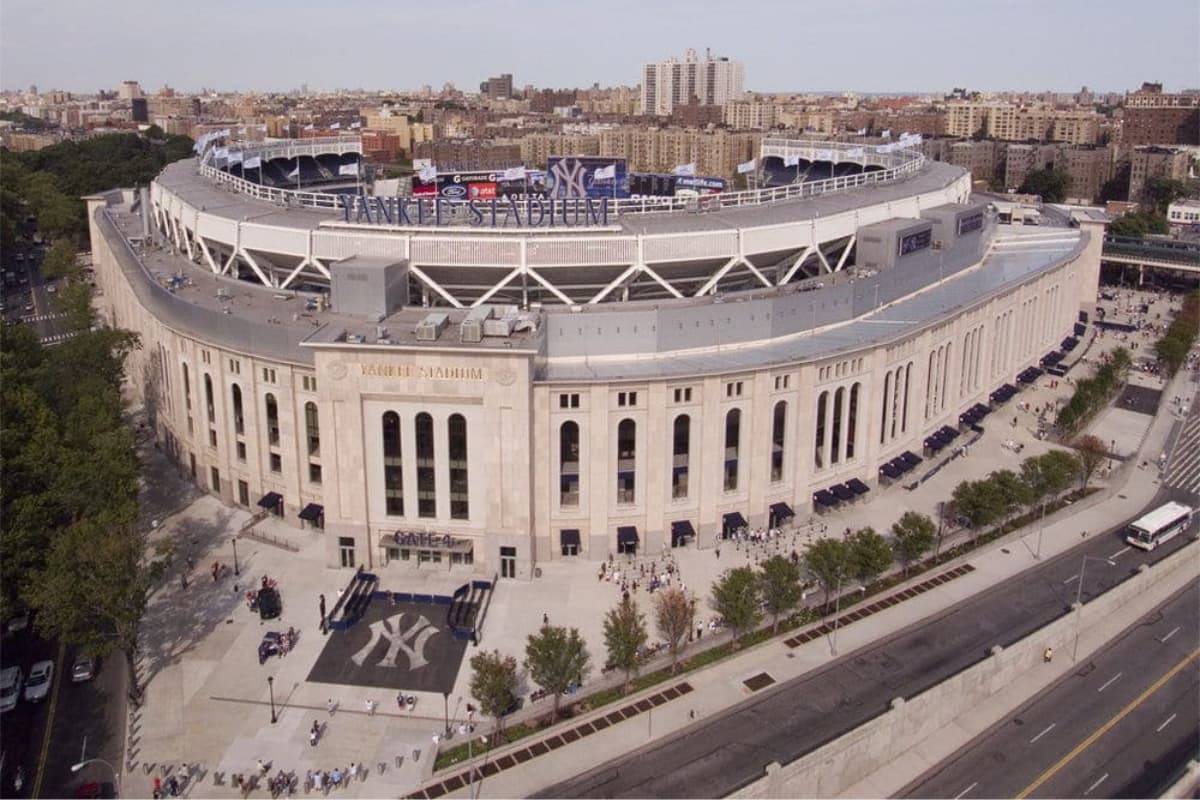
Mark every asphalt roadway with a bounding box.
[904,580,1199,799]
[539,490,1199,799]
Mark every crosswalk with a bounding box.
[22,312,68,323]
[1163,411,1200,496]
[39,331,78,346]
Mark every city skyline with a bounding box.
[2,0,1197,95]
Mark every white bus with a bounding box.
[1125,502,1195,551]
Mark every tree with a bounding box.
[757,555,803,633]
[40,239,78,281]
[1155,335,1190,376]
[1019,168,1070,203]
[803,537,852,609]
[468,650,519,741]
[602,594,648,694]
[846,527,893,588]
[1073,435,1108,491]
[891,512,936,576]
[952,479,1006,533]
[26,513,155,703]
[1145,176,1190,215]
[654,587,694,674]
[53,281,94,331]
[990,469,1033,522]
[1033,450,1079,496]
[524,625,590,722]
[709,567,761,648]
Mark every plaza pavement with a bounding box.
[119,286,1193,799]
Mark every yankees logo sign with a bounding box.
[351,613,439,671]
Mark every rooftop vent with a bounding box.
[415,312,449,342]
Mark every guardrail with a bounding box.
[193,137,925,219]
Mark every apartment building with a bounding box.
[641,49,744,117]
[1129,146,1191,203]
[1123,83,1200,146]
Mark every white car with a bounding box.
[24,660,53,703]
[0,667,22,712]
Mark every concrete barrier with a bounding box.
[732,538,1200,799]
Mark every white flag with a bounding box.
[592,164,616,180]
[227,150,243,165]
[304,124,315,131]
[330,122,341,130]
[339,162,359,176]
[213,146,228,159]
[418,165,438,182]
[413,158,432,171]
[880,129,891,139]
[288,166,300,179]
[736,158,756,174]
[501,166,527,181]
[350,121,362,129]
[848,147,866,158]
[672,163,696,176]
[783,154,801,167]
[243,155,262,169]
[857,127,867,135]
[259,124,268,132]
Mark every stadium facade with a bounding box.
[87,136,1105,579]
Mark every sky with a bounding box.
[2,0,1197,95]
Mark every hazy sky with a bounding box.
[2,0,1197,95]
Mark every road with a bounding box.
[904,580,1199,799]
[3,241,76,346]
[538,495,1198,798]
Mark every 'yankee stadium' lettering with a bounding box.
[338,195,611,228]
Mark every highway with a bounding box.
[538,490,1198,798]
[904,580,1199,799]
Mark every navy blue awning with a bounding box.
[617,526,639,546]
[257,491,283,510]
[813,490,839,507]
[671,520,696,540]
[723,511,747,532]
[901,451,922,467]
[847,478,871,495]
[769,502,794,522]
[831,483,855,502]
[879,462,902,479]
[560,529,581,547]
[298,502,323,521]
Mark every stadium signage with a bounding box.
[360,363,487,382]
[337,194,611,228]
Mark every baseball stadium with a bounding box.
[86,134,1105,578]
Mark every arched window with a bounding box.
[814,391,827,469]
[264,393,279,446]
[448,414,469,520]
[382,411,403,516]
[305,402,320,456]
[724,408,741,491]
[880,371,891,444]
[182,363,191,411]
[902,363,912,432]
[560,421,580,507]
[846,383,860,460]
[616,418,636,505]
[771,401,787,482]
[204,374,215,424]
[831,387,844,464]
[231,384,244,435]
[415,412,436,518]
[672,415,690,499]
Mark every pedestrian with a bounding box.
[542,612,549,626]
[319,593,327,631]
[327,697,336,715]
[153,776,162,798]
[180,572,188,591]
[366,698,376,715]
[257,758,268,776]
[348,762,357,785]
[1043,646,1054,663]
[212,561,220,582]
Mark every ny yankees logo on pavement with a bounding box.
[351,613,438,671]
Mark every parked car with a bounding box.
[71,655,96,683]
[24,660,54,702]
[0,666,23,712]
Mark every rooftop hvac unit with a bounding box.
[415,312,449,341]
[460,305,493,343]
[483,318,515,337]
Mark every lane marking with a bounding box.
[1017,648,1200,799]
[1097,672,1122,693]
[31,641,66,799]
[1162,626,1180,643]
[1063,574,1079,584]
[954,781,978,799]
[1156,713,1176,733]
[1029,723,1056,744]
[1085,773,1108,795]
[1108,546,1132,560]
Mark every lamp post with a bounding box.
[232,537,240,576]
[1072,555,1115,661]
[442,691,451,737]
[267,676,277,724]
[72,758,120,798]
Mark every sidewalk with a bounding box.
[417,358,1196,799]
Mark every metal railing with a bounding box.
[193,136,925,219]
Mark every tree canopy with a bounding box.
[757,555,803,633]
[602,594,648,694]
[468,650,519,740]
[803,537,852,607]
[709,566,761,647]
[525,624,590,721]
[1019,168,1070,203]
[654,587,694,674]
[891,512,936,575]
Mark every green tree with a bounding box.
[803,537,852,608]
[847,527,893,588]
[524,625,590,722]
[709,566,761,648]
[1034,450,1080,496]
[990,469,1033,522]
[468,650,519,741]
[53,281,95,331]
[654,587,695,674]
[1019,168,1070,203]
[1145,177,1190,215]
[952,479,1006,532]
[41,239,79,281]
[891,512,936,576]
[602,594,648,694]
[757,555,803,633]
[1073,435,1108,491]
[1155,334,1190,375]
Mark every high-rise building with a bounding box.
[1122,83,1200,146]
[1003,143,1060,192]
[482,74,514,101]
[118,80,144,100]
[131,97,149,123]
[640,49,744,117]
[1128,146,1190,203]
[1054,145,1114,203]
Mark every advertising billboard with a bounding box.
[544,156,629,199]
[674,175,727,195]
[412,169,548,200]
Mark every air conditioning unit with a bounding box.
[415,312,449,341]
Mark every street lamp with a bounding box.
[232,536,240,576]
[1072,555,1115,661]
[267,676,277,724]
[443,690,451,736]
[72,758,120,798]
